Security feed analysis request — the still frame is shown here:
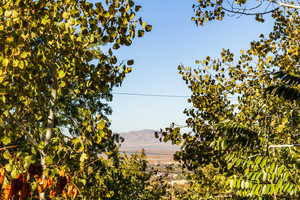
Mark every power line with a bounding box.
[112,92,189,98]
[112,92,239,99]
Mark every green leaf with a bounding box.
[255,156,263,165]
[3,151,11,159]
[58,70,66,79]
[1,136,11,145]
[87,166,93,175]
[5,163,12,172]
[62,12,69,19]
[97,120,106,130]
[45,156,53,165]
[269,162,276,173]
[24,155,34,169]
[2,58,9,67]
[127,59,134,65]
[138,30,144,37]
[135,5,142,12]
[80,153,88,163]
[11,168,19,178]
[80,178,87,186]
[260,157,267,168]
[59,81,66,87]
[145,25,152,32]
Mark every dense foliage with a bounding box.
[192,0,300,25]
[161,5,300,200]
[0,0,160,199]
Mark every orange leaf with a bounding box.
[50,190,57,198]
[0,168,5,186]
[3,184,13,200]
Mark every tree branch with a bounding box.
[222,6,278,16]
[0,145,17,151]
[269,144,300,148]
[270,0,300,9]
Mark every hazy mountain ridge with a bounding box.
[118,129,179,155]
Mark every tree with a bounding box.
[102,152,168,200]
[160,4,300,199]
[173,164,229,199]
[192,0,300,25]
[0,0,155,199]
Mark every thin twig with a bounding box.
[222,6,278,15]
[269,144,300,148]
[270,0,300,9]
[0,145,17,151]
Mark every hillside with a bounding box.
[118,129,180,163]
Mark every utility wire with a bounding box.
[112,92,239,99]
[112,92,189,98]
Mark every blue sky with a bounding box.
[106,0,274,132]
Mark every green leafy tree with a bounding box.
[192,0,300,25]
[0,0,155,199]
[174,164,229,199]
[160,5,300,200]
[102,152,168,200]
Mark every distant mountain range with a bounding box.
[118,129,179,155]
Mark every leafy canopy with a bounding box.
[0,0,156,199]
[161,6,300,199]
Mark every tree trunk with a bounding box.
[39,67,57,200]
